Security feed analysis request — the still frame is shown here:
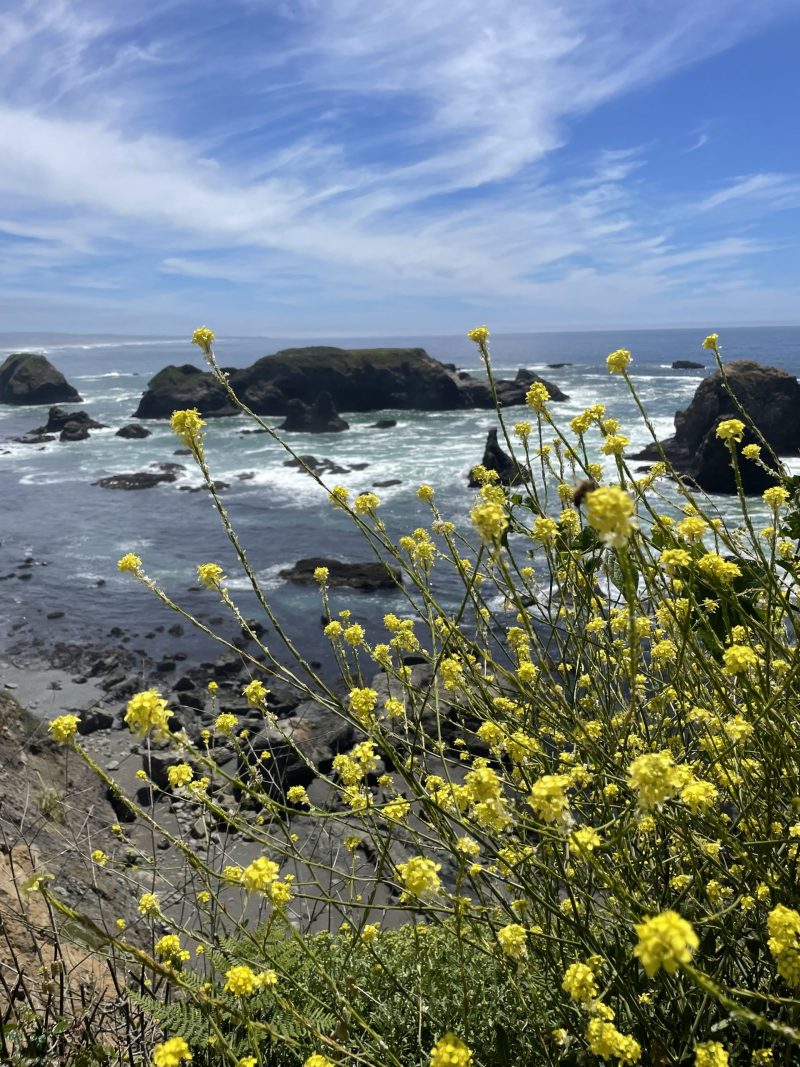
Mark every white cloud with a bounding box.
[697,174,800,212]
[0,0,797,328]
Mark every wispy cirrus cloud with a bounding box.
[0,0,799,331]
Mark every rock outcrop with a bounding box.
[116,423,152,439]
[278,392,349,433]
[134,347,569,419]
[133,363,236,419]
[672,360,705,370]
[33,406,107,444]
[0,353,82,405]
[633,361,797,493]
[468,428,526,486]
[280,557,402,591]
[93,462,184,490]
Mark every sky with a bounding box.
[2,0,800,335]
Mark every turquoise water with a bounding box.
[1,327,799,665]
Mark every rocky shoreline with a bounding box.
[0,614,470,965]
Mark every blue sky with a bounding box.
[2,0,800,335]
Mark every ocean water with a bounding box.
[2,326,799,667]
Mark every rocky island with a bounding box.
[134,346,568,418]
[0,352,82,405]
[634,360,799,493]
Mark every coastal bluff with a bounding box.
[134,345,567,418]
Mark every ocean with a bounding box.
[2,326,800,669]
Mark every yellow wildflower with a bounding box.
[191,326,215,352]
[585,485,636,549]
[497,923,527,959]
[694,1042,729,1067]
[125,690,172,738]
[715,419,745,443]
[562,962,598,1003]
[170,408,205,445]
[397,856,441,899]
[633,911,698,976]
[430,1033,473,1067]
[196,562,224,588]
[152,1036,192,1067]
[606,348,632,375]
[117,552,142,573]
[49,714,80,743]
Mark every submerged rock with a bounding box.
[93,465,179,490]
[672,360,705,370]
[0,353,82,406]
[280,557,402,591]
[282,455,351,476]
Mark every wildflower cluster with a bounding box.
[45,326,800,1067]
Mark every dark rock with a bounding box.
[13,433,56,444]
[173,674,196,692]
[142,752,176,791]
[178,692,205,712]
[46,611,64,619]
[77,708,114,734]
[106,786,136,822]
[278,392,349,433]
[373,479,402,487]
[280,557,402,592]
[249,700,355,795]
[468,428,526,486]
[282,455,349,476]
[93,470,177,490]
[672,360,705,370]
[134,346,569,420]
[689,422,778,495]
[634,361,797,494]
[0,353,82,406]
[134,363,236,419]
[369,418,397,429]
[178,481,229,493]
[152,461,185,473]
[236,472,256,481]
[116,423,152,439]
[36,407,105,434]
[168,623,184,636]
[59,421,91,442]
[496,368,569,406]
[547,363,572,368]
[212,652,248,679]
